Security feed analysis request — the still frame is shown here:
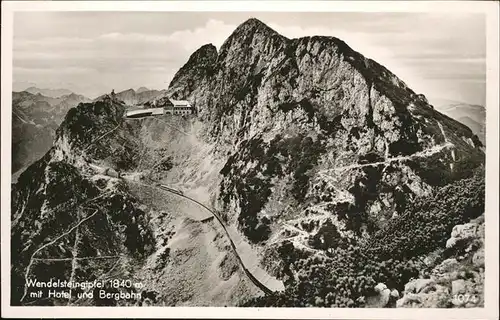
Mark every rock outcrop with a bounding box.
[397,216,485,308]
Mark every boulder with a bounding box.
[451,223,478,239]
[415,279,435,293]
[421,284,450,307]
[390,289,399,298]
[434,258,459,274]
[404,278,435,294]
[396,293,421,308]
[366,283,392,307]
[374,283,387,293]
[472,247,485,267]
[447,222,479,248]
[451,279,466,295]
[378,289,391,307]
[423,256,433,267]
[397,284,450,308]
[446,237,457,249]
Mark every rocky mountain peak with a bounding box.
[55,96,125,155]
[233,18,282,38]
[121,88,136,95]
[217,18,287,63]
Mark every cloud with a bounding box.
[265,17,485,105]
[14,66,93,75]
[12,13,486,105]
[12,18,239,97]
[94,19,235,51]
[14,37,94,50]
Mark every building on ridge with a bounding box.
[125,97,193,118]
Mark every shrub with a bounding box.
[241,166,485,307]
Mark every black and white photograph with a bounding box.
[1,1,499,319]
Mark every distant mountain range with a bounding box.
[95,88,166,106]
[433,100,486,144]
[12,90,91,178]
[23,86,74,98]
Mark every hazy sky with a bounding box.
[13,12,486,105]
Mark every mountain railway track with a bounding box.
[127,179,277,295]
[156,184,275,295]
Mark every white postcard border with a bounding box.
[1,1,498,319]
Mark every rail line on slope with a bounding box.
[158,184,275,295]
[128,179,276,295]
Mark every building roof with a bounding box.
[125,108,163,116]
[170,99,190,107]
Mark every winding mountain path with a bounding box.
[319,141,454,175]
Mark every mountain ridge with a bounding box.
[24,86,74,98]
[94,88,164,106]
[168,19,482,154]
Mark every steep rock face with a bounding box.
[169,44,218,101]
[11,18,486,308]
[166,18,484,250]
[11,95,155,305]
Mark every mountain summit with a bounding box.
[226,17,284,41]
